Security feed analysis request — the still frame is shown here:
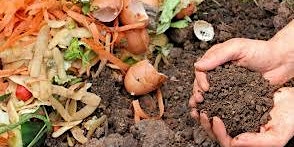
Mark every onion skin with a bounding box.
[175,2,196,19]
[124,60,167,95]
[120,0,149,26]
[91,0,123,22]
[119,0,150,54]
[125,28,150,54]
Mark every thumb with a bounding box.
[263,64,294,85]
[195,38,247,71]
[231,132,285,147]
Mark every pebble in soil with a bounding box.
[197,64,279,137]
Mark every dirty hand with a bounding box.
[189,20,294,146]
[189,19,294,109]
[195,87,294,147]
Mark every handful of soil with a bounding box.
[197,64,279,137]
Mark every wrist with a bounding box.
[269,20,294,78]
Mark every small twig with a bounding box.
[154,54,162,71]
[104,118,109,136]
[212,0,222,7]
[253,0,259,7]
[162,56,169,65]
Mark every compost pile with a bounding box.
[198,64,279,137]
[0,0,292,146]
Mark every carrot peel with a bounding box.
[81,39,130,71]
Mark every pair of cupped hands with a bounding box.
[189,20,294,147]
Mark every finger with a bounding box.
[201,43,224,59]
[190,108,199,120]
[190,78,204,105]
[212,117,232,147]
[189,94,203,109]
[195,38,247,71]
[194,92,204,103]
[231,132,282,147]
[200,112,216,139]
[195,70,209,91]
[189,94,198,108]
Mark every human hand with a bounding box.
[189,20,294,146]
[190,19,294,110]
[192,87,294,147]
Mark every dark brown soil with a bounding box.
[45,0,293,147]
[197,64,278,137]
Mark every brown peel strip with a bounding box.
[68,100,77,116]
[110,22,147,32]
[132,100,150,123]
[70,126,88,144]
[155,89,164,119]
[52,120,82,138]
[70,105,98,121]
[82,38,130,71]
[86,115,107,138]
[132,89,164,123]
[0,66,28,78]
[49,97,72,122]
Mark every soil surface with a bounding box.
[45,0,293,146]
[197,64,277,137]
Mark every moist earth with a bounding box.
[197,64,278,137]
[45,0,294,146]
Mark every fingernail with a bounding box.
[194,61,202,68]
[194,62,198,68]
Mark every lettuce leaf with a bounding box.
[156,0,180,34]
[0,93,11,101]
[157,0,199,34]
[21,121,45,147]
[82,2,90,15]
[170,20,189,28]
[53,75,82,85]
[64,37,91,65]
[0,114,51,134]
[0,112,51,147]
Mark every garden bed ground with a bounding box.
[45,0,294,146]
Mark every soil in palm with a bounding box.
[197,64,279,137]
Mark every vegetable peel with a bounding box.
[91,0,124,22]
[132,89,164,123]
[124,60,167,95]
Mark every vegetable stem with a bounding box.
[27,124,47,147]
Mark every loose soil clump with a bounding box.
[198,64,279,137]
